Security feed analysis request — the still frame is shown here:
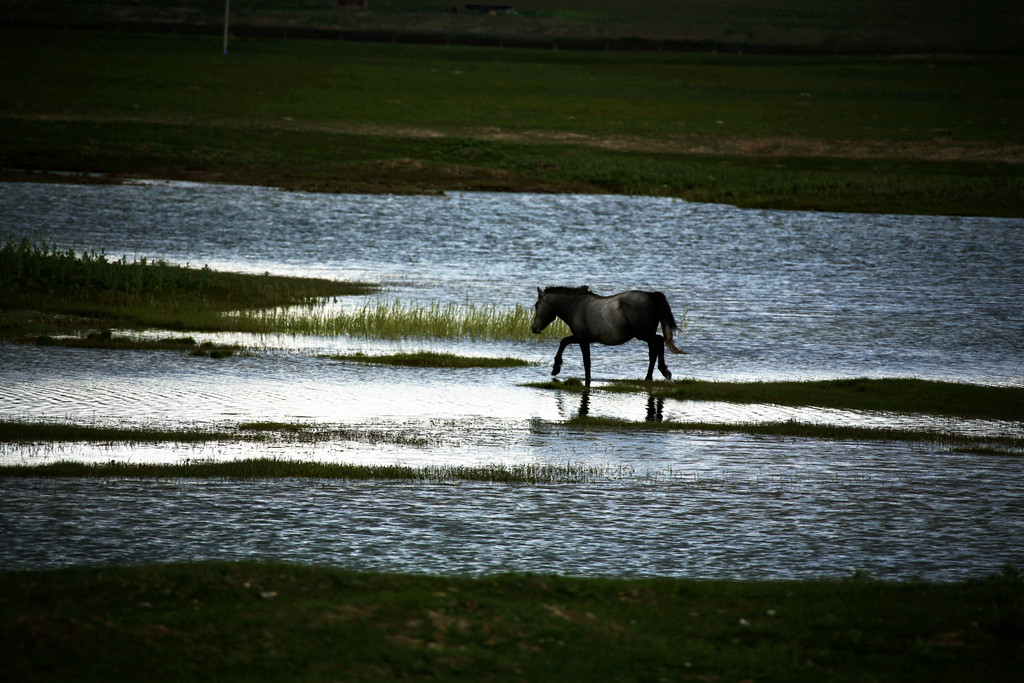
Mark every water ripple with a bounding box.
[2,475,1021,581]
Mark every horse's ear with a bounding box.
[537,287,543,297]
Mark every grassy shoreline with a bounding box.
[0,239,377,339]
[1,561,1020,681]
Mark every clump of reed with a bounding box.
[232,300,569,341]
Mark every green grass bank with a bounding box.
[1,562,1020,681]
[2,25,1021,216]
[0,239,376,338]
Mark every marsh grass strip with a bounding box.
[528,378,1024,422]
[0,420,436,448]
[0,459,607,484]
[0,421,236,444]
[635,378,1024,422]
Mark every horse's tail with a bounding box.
[654,291,687,355]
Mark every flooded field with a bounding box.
[2,182,1023,579]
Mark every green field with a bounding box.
[5,0,1023,54]
[2,17,1021,215]
[1,562,1021,681]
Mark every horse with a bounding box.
[530,285,686,385]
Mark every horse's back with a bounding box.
[579,290,662,342]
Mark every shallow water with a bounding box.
[2,182,1023,579]
[6,181,1023,383]
[3,452,1022,581]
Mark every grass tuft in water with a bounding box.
[233,300,568,341]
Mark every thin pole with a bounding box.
[222,0,230,55]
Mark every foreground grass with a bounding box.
[1,561,1020,681]
[3,27,1021,216]
[530,377,1024,422]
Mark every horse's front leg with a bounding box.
[552,335,577,377]
[580,342,592,385]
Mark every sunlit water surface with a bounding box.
[2,182,1022,579]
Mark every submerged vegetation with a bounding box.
[323,351,536,368]
[2,561,1021,682]
[32,329,241,357]
[0,419,433,449]
[549,415,1023,455]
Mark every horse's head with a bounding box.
[531,287,557,334]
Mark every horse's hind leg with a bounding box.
[645,339,658,381]
[646,335,672,382]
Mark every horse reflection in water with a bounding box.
[575,391,664,422]
[531,286,686,386]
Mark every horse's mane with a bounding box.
[542,285,594,296]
